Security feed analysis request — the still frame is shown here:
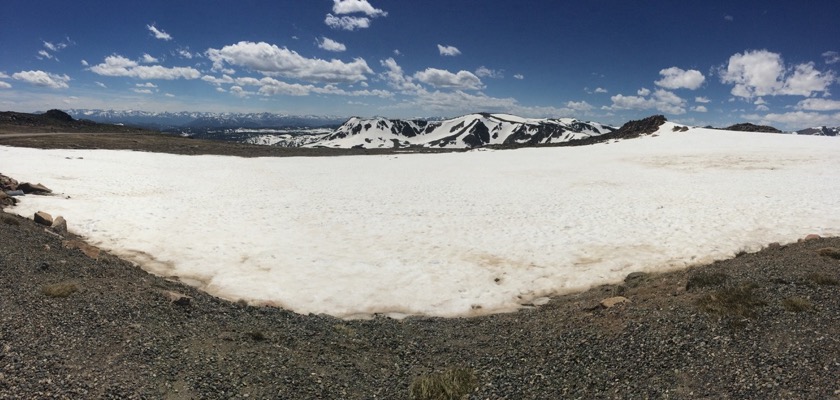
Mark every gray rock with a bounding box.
[18,182,52,194]
[600,296,630,308]
[51,216,67,234]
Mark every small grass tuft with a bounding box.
[1,216,20,226]
[409,367,478,400]
[42,282,78,298]
[807,273,839,286]
[697,283,766,318]
[686,271,730,291]
[817,247,840,260]
[782,297,812,312]
[246,331,267,341]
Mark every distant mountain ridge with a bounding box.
[63,109,348,130]
[796,126,839,136]
[249,113,616,149]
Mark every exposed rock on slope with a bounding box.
[723,123,783,133]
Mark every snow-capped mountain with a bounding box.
[62,109,347,129]
[796,126,839,136]
[267,113,615,149]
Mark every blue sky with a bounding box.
[1,0,839,129]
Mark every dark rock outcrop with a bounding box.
[723,123,782,133]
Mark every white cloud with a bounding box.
[227,75,390,98]
[594,87,608,93]
[133,88,153,94]
[566,100,593,112]
[608,88,686,114]
[823,51,840,65]
[413,68,483,90]
[513,74,524,80]
[176,48,196,59]
[164,93,175,97]
[778,62,836,96]
[201,74,235,86]
[720,49,835,98]
[743,111,840,129]
[0,81,11,89]
[136,82,158,88]
[724,15,734,21]
[89,55,201,80]
[795,98,840,111]
[207,41,372,83]
[332,0,387,17]
[475,66,503,79]
[695,96,710,103]
[147,24,172,41]
[325,14,370,30]
[141,53,159,64]
[388,90,582,118]
[12,70,71,89]
[379,58,423,93]
[692,105,708,112]
[81,60,89,66]
[37,50,53,60]
[755,104,769,111]
[0,72,8,79]
[754,97,766,105]
[43,41,59,52]
[637,87,651,96]
[318,37,346,52]
[437,44,461,56]
[393,49,401,56]
[94,81,107,88]
[655,67,705,90]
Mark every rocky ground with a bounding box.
[1,133,839,399]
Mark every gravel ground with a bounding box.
[1,134,839,399]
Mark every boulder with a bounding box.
[600,296,630,309]
[0,174,18,191]
[0,191,16,207]
[34,211,53,226]
[802,234,822,241]
[51,216,67,233]
[18,182,52,194]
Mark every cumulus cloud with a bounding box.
[141,53,159,63]
[692,105,708,112]
[637,87,651,96]
[81,60,89,66]
[413,68,483,90]
[0,72,8,79]
[332,0,387,17]
[379,58,423,93]
[89,55,201,80]
[201,74,235,86]
[755,104,769,111]
[147,24,172,41]
[133,88,153,94]
[475,66,503,79]
[607,88,686,114]
[437,44,461,56]
[12,70,71,89]
[795,98,840,111]
[207,41,372,83]
[225,75,391,98]
[823,51,840,65]
[720,49,835,98]
[325,14,370,30]
[0,81,10,89]
[318,37,346,52]
[513,74,524,80]
[695,96,710,103]
[655,67,705,90]
[136,82,157,88]
[594,87,608,93]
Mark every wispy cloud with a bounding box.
[147,24,173,41]
[89,55,200,80]
[437,44,461,57]
[475,66,503,79]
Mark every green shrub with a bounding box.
[409,368,477,400]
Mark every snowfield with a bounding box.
[3,124,840,318]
